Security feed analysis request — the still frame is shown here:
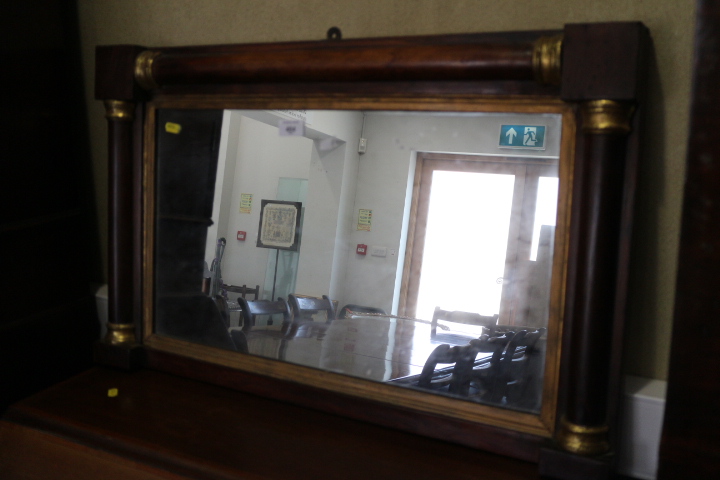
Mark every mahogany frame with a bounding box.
[139,95,570,446]
[95,22,648,479]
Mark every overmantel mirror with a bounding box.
[96,22,647,479]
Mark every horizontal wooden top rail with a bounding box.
[136,30,561,88]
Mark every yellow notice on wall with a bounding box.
[357,209,372,231]
[239,193,253,213]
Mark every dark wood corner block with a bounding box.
[95,45,147,101]
[93,341,146,371]
[539,447,613,480]
[561,22,649,101]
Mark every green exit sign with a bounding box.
[499,125,546,150]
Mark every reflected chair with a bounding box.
[286,294,336,338]
[466,330,528,401]
[288,294,336,323]
[338,304,387,318]
[238,297,292,333]
[446,332,518,396]
[431,307,499,340]
[224,284,260,300]
[416,337,505,393]
[500,328,547,409]
[461,328,546,406]
[416,344,464,390]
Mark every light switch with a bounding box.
[370,246,387,257]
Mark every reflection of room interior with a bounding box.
[207,110,562,329]
[181,109,561,414]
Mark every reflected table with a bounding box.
[239,315,484,383]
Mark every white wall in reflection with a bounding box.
[208,110,561,320]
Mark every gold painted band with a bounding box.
[556,416,610,456]
[104,100,135,121]
[135,50,161,90]
[581,99,635,134]
[533,34,563,86]
[104,322,136,346]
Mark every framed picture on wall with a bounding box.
[256,200,302,251]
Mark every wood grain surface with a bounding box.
[1,368,540,480]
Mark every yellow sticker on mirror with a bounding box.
[165,122,182,134]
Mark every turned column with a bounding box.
[556,99,635,455]
[94,45,147,363]
[103,99,137,346]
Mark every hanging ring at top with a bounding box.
[326,27,342,40]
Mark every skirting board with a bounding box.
[617,375,667,479]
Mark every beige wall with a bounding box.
[77,0,696,380]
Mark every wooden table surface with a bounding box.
[0,367,540,479]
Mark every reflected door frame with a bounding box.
[399,152,558,324]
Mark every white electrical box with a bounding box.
[370,246,387,257]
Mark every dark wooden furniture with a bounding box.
[487,328,546,406]
[411,328,545,411]
[0,368,541,479]
[448,333,517,398]
[417,343,478,391]
[288,294,336,322]
[91,23,649,479]
[224,284,260,300]
[658,1,720,476]
[413,335,510,394]
[238,297,292,333]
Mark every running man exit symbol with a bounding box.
[524,127,537,146]
[499,125,546,150]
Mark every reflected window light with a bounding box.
[530,176,559,261]
[415,171,515,320]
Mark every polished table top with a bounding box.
[239,314,487,383]
[157,300,543,413]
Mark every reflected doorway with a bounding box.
[402,153,558,328]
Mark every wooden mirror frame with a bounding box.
[95,22,648,478]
